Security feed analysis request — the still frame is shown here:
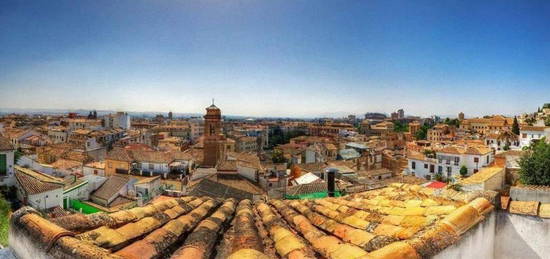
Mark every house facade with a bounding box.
[407,144,494,180]
[14,166,64,210]
[519,126,549,148]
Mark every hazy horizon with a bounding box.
[1,1,549,117]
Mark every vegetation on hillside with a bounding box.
[519,138,550,185]
[0,195,10,247]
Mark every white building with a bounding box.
[134,176,162,205]
[61,175,89,208]
[83,161,106,176]
[485,130,520,151]
[65,118,102,131]
[14,166,64,210]
[407,144,494,180]
[0,136,15,186]
[519,126,549,148]
[3,129,41,149]
[103,112,131,130]
[47,127,68,144]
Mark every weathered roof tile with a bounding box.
[10,184,495,259]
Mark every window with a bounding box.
[454,157,459,166]
[424,164,428,169]
[487,156,490,163]
[438,166,442,174]
[474,157,479,163]
[412,162,416,169]
[149,163,154,170]
[430,165,435,173]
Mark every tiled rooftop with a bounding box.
[460,167,503,185]
[10,183,494,259]
[0,135,14,151]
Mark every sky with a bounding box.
[0,0,549,118]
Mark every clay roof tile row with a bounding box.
[10,183,495,259]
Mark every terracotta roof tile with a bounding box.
[15,166,64,195]
[509,200,539,216]
[539,203,550,218]
[10,183,495,259]
[0,135,14,151]
[91,175,131,202]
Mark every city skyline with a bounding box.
[1,0,549,117]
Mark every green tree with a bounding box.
[459,165,468,177]
[525,117,535,126]
[415,123,433,140]
[272,149,287,163]
[393,121,409,132]
[512,116,520,135]
[434,172,444,182]
[519,138,550,185]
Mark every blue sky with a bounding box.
[1,0,549,117]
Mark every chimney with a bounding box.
[326,168,337,197]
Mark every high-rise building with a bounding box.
[203,102,226,167]
[168,111,173,120]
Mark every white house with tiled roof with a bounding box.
[519,125,549,148]
[406,143,494,180]
[14,166,64,210]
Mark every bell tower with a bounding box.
[203,100,225,167]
